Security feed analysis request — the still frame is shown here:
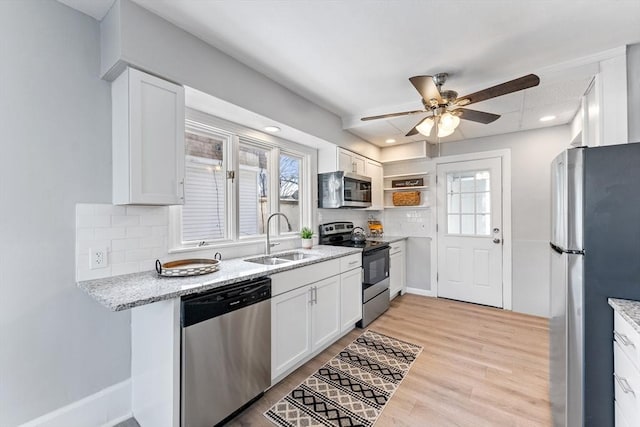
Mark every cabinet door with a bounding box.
[366,160,384,210]
[271,285,312,380]
[338,149,354,173]
[340,268,362,333]
[353,156,366,176]
[390,243,406,299]
[114,68,185,205]
[311,276,341,351]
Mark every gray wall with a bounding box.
[0,2,130,425]
[628,43,640,142]
[435,125,571,317]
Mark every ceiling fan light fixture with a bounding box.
[415,117,435,137]
[437,125,456,138]
[439,112,460,131]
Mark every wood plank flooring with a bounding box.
[229,294,551,426]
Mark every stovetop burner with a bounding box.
[318,221,388,253]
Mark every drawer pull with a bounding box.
[614,331,636,348]
[348,260,359,266]
[614,373,636,397]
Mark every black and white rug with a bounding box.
[264,330,423,426]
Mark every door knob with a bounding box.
[493,238,501,244]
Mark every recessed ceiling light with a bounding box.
[385,139,396,144]
[539,115,556,122]
[264,126,280,132]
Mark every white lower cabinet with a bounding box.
[271,276,341,381]
[340,267,362,332]
[389,240,406,299]
[613,310,640,426]
[271,284,313,380]
[311,276,341,350]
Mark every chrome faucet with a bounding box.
[266,212,292,255]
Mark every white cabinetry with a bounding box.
[112,67,185,205]
[383,172,430,209]
[340,253,362,332]
[389,240,406,299]
[366,159,384,210]
[338,148,366,175]
[270,258,346,382]
[613,310,640,426]
[271,284,313,379]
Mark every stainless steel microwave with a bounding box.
[318,171,371,208]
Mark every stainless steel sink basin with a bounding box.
[244,256,290,266]
[244,251,312,265]
[274,252,311,261]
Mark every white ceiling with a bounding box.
[59,0,640,147]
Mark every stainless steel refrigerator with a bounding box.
[549,143,640,427]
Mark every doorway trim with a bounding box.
[430,149,512,310]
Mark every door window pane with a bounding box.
[182,131,225,242]
[239,142,270,236]
[445,169,492,236]
[279,154,301,233]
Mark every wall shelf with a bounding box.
[383,171,431,209]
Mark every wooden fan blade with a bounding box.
[457,108,501,124]
[405,117,433,137]
[361,109,426,121]
[456,74,540,106]
[409,76,443,103]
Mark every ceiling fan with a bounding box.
[361,73,540,138]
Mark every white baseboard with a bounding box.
[405,287,435,297]
[18,379,132,427]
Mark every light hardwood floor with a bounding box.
[229,294,551,427]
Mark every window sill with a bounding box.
[168,234,301,255]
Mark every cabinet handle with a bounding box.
[313,286,318,304]
[614,373,636,397]
[614,331,636,348]
[348,260,359,266]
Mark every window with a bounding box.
[172,110,312,250]
[446,170,491,236]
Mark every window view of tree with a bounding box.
[279,154,301,232]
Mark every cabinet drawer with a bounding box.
[614,341,640,423]
[390,240,405,254]
[270,259,340,296]
[615,311,640,371]
[340,253,362,272]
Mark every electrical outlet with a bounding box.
[90,247,108,270]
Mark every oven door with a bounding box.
[363,246,389,286]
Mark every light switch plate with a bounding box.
[90,247,108,269]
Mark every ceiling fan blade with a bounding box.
[457,108,501,124]
[455,74,540,106]
[361,109,426,121]
[405,116,433,137]
[409,76,443,104]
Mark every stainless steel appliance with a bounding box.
[318,171,372,208]
[319,221,390,327]
[181,277,271,427]
[549,143,640,427]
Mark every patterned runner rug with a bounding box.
[264,330,423,427]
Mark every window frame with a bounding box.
[169,108,314,252]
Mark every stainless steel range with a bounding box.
[319,222,390,327]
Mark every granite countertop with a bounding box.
[609,298,640,334]
[78,245,361,312]
[368,235,407,243]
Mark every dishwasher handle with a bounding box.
[181,277,271,328]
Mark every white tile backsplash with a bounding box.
[76,203,169,281]
[383,208,432,237]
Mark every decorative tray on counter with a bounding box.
[155,257,221,277]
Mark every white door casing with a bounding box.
[436,157,504,307]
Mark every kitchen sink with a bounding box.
[274,252,311,261]
[244,251,313,266]
[244,256,291,266]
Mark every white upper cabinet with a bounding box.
[338,148,366,175]
[112,67,185,205]
[366,159,384,210]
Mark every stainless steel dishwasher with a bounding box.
[181,277,271,427]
